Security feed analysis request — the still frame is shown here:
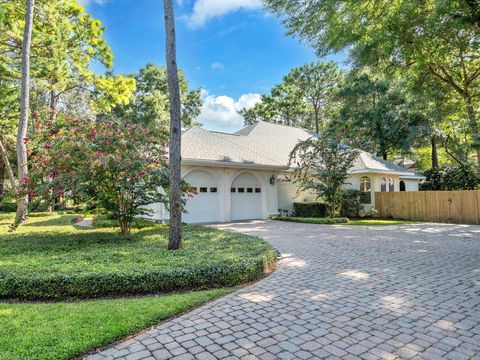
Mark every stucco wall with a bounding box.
[143,165,279,222]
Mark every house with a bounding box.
[145,121,425,223]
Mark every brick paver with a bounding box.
[86,221,480,359]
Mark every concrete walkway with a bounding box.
[87,221,480,360]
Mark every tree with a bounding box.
[336,73,426,161]
[284,61,342,134]
[15,0,34,224]
[289,133,357,217]
[27,116,171,234]
[163,0,182,250]
[112,63,201,130]
[264,0,480,164]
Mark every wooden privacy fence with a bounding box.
[375,190,480,225]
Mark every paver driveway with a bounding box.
[88,221,480,360]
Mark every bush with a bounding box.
[359,207,378,218]
[0,257,276,300]
[420,165,480,190]
[340,189,362,217]
[0,202,16,212]
[292,202,327,217]
[273,216,349,224]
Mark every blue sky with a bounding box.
[82,0,342,132]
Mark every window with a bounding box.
[231,187,236,193]
[381,177,387,192]
[247,188,253,193]
[199,187,207,193]
[400,180,406,192]
[210,187,217,193]
[388,177,395,192]
[255,188,261,193]
[238,188,245,193]
[360,176,371,192]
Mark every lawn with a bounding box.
[274,216,417,226]
[0,289,231,360]
[0,213,276,299]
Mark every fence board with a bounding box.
[375,190,480,225]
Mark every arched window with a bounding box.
[388,177,395,192]
[381,177,387,192]
[360,176,371,192]
[400,180,406,191]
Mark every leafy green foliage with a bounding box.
[0,289,231,360]
[336,73,427,160]
[292,202,327,218]
[0,214,276,300]
[26,116,170,233]
[112,63,201,129]
[420,165,480,190]
[339,189,362,218]
[289,133,358,217]
[273,216,349,224]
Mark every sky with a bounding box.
[81,0,342,133]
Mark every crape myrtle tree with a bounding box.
[26,115,171,234]
[289,131,358,217]
[264,0,480,164]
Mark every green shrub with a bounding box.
[340,189,362,217]
[0,202,16,213]
[273,216,349,224]
[292,202,327,217]
[0,256,276,300]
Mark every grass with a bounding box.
[273,216,349,224]
[347,219,419,225]
[274,216,417,226]
[0,288,231,360]
[0,212,275,299]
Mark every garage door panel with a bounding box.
[231,173,263,221]
[183,171,220,223]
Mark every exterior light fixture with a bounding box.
[270,175,276,185]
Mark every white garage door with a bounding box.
[183,171,220,223]
[231,173,263,221]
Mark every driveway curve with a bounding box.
[88,221,480,360]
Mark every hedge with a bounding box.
[292,202,327,217]
[0,253,276,300]
[273,216,349,224]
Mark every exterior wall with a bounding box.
[144,165,280,222]
[402,179,419,191]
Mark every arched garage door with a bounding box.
[183,171,220,223]
[231,173,263,221]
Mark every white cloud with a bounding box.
[196,90,261,132]
[184,0,263,29]
[211,61,224,70]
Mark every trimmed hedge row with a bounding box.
[0,251,276,300]
[273,216,349,224]
[292,202,327,217]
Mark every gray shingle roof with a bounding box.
[182,121,420,176]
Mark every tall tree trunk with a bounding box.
[163,0,182,250]
[464,95,480,164]
[15,0,34,224]
[314,104,320,134]
[0,135,16,187]
[47,90,57,212]
[431,135,439,169]
[0,160,4,210]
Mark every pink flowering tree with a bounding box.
[27,115,172,234]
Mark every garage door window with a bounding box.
[210,187,217,193]
[199,187,207,193]
[247,188,253,193]
[255,188,261,193]
[238,188,245,193]
[231,187,236,192]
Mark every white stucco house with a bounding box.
[145,121,425,223]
